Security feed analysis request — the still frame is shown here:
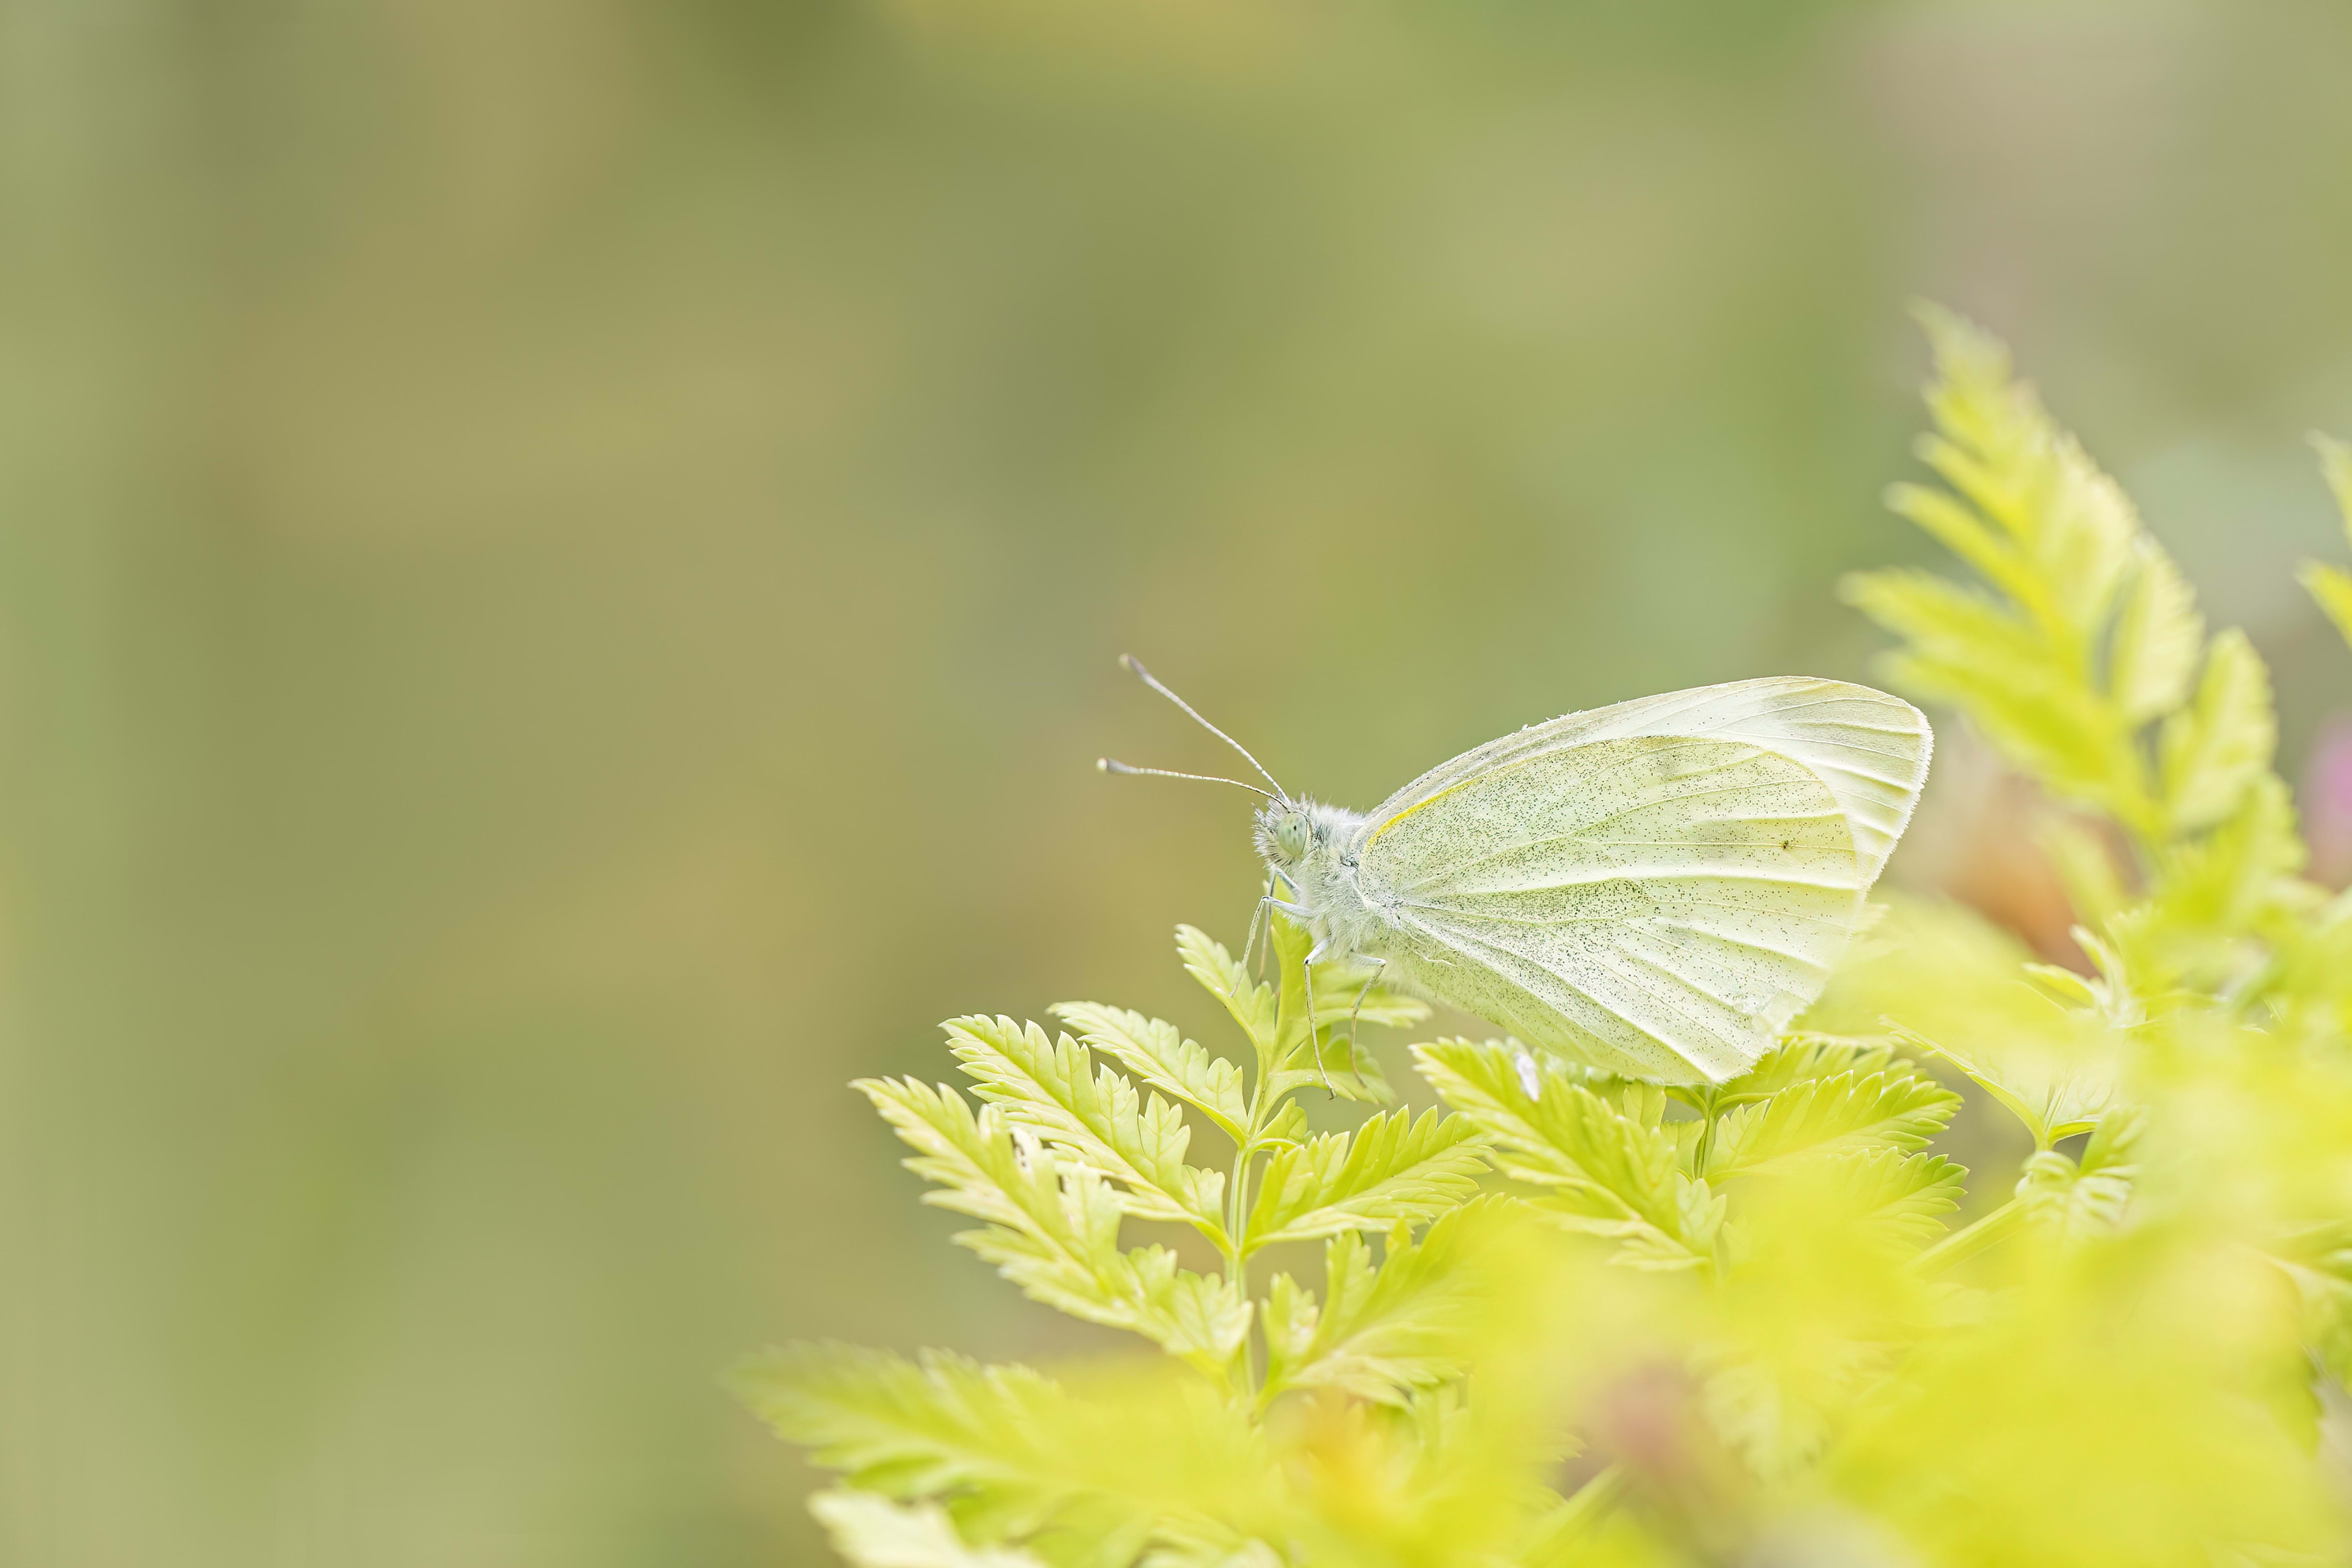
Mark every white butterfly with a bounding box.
[1103,658,1931,1085]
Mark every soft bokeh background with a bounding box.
[5,1,2352,1563]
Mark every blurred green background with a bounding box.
[4,0,2352,1563]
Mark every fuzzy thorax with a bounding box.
[1253,798,1383,958]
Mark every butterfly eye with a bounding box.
[1274,814,1310,860]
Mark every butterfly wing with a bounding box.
[1354,679,1931,1082]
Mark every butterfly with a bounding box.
[1102,657,1931,1085]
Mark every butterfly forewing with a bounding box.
[1371,678,1929,887]
[1353,679,1929,1082]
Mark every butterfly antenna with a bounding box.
[1117,655,1289,803]
[1096,759,1278,799]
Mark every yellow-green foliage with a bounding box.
[2307,434,2352,652]
[740,316,2352,1567]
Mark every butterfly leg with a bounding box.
[1239,872,1275,976]
[1264,872,1303,975]
[1344,955,1388,1057]
[1271,897,1317,966]
[1301,936,1337,1097]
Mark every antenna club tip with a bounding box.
[1117,653,1142,674]
[1095,757,1110,772]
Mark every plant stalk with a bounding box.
[1910,1196,2026,1276]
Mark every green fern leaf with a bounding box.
[1890,1029,2110,1151]
[1048,1003,1251,1145]
[1253,1097,1310,1152]
[2318,432,2352,539]
[1271,919,1425,1106]
[1176,925,1278,1061]
[944,1015,1225,1231]
[1811,1149,1967,1252]
[1844,308,2314,868]
[1244,1108,1487,1250]
[1722,1034,1910,1095]
[2039,814,2132,931]
[1265,1031,1398,1107]
[1911,305,2139,642]
[855,1077,1247,1370]
[2304,435,2352,649]
[737,1344,1076,1512]
[1302,962,1434,1032]
[1840,566,2149,828]
[2270,1221,2352,1388]
[2303,562,2352,651]
[809,1490,1049,1568]
[1702,1070,1959,1178]
[2016,1103,2142,1241]
[2158,630,2277,834]
[2144,774,2309,939]
[1882,479,2045,614]
[1261,1202,1504,1404]
[1414,1040,1715,1270]
[742,1347,1261,1564]
[1176,919,1415,1106]
[2108,539,2205,724]
[1517,1472,1629,1566]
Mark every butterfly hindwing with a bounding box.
[1353,680,1930,1082]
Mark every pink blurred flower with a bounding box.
[2303,713,2352,889]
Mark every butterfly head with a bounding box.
[1254,800,1340,870]
[1254,804,1311,867]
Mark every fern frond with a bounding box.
[2108,539,2204,724]
[2303,435,2352,650]
[2270,1221,2352,1387]
[1265,1030,1397,1107]
[1888,1029,2111,1152]
[2301,561,2352,651]
[1904,303,2138,651]
[1175,920,1421,1108]
[943,1015,1225,1232]
[1841,566,2152,829]
[1842,306,2293,852]
[1702,1070,1959,1179]
[1810,1149,1968,1252]
[1260,1203,1504,1405]
[1414,1039,1715,1270]
[1049,1003,1251,1145]
[1516,1472,1630,1566]
[1270,917,1422,1106]
[2015,1103,2142,1242]
[1722,1035,1911,1097]
[855,1077,1247,1371]
[2156,630,2276,835]
[1305,969,1431,1031]
[1244,1108,1488,1250]
[808,1490,1048,1568]
[1176,925,1278,1064]
[2129,775,2311,977]
[738,1344,1076,1512]
[745,1347,1270,1564]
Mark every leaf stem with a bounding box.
[1225,1139,1257,1389]
[1225,1056,1267,1396]
[1910,1196,2026,1276]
